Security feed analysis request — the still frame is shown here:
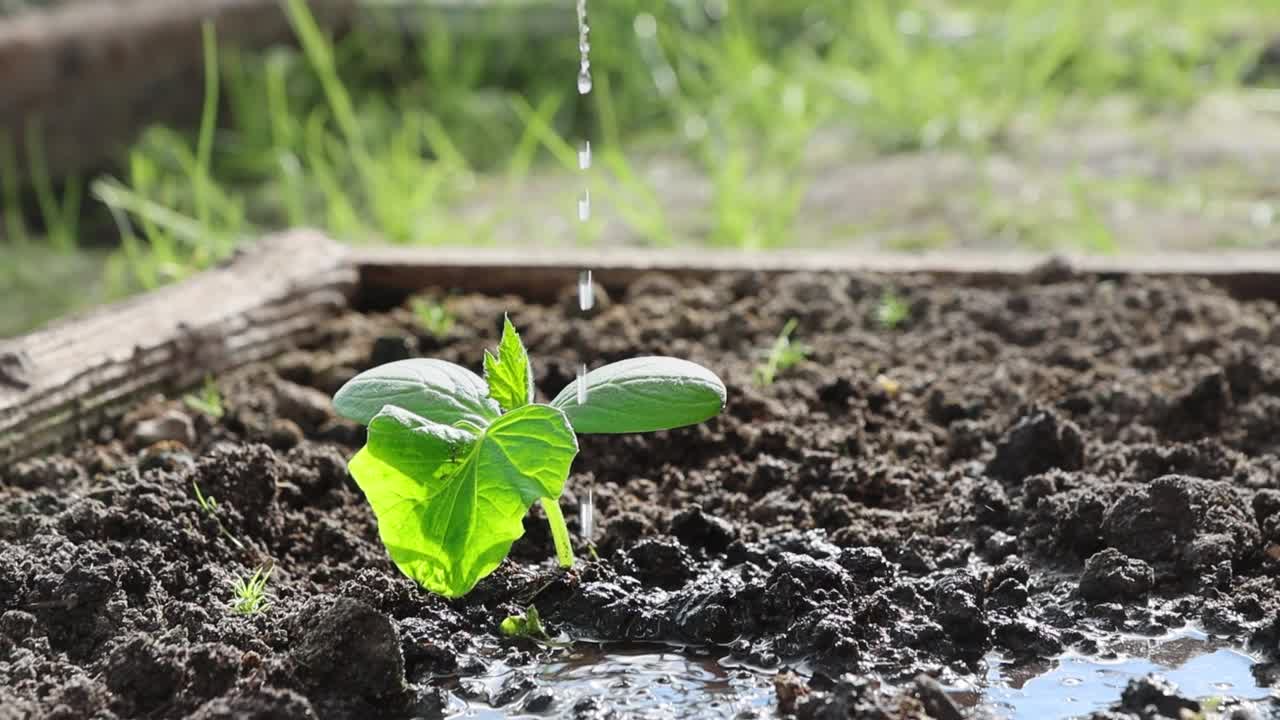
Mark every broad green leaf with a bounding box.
[349,403,578,597]
[483,316,534,413]
[333,358,500,428]
[550,357,726,434]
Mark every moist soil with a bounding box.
[3,266,1280,719]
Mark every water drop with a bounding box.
[578,188,591,222]
[578,269,595,311]
[579,140,592,170]
[580,485,594,542]
[576,363,589,405]
[577,67,593,95]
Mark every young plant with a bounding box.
[411,297,455,339]
[875,291,910,330]
[184,376,224,419]
[333,316,726,598]
[229,565,273,615]
[193,480,245,550]
[754,318,809,386]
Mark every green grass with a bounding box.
[3,0,1280,333]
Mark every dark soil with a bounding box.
[3,267,1280,719]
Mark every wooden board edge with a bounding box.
[0,229,356,465]
[352,246,1280,307]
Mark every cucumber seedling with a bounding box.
[333,316,726,598]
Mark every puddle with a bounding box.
[965,628,1277,719]
[449,646,776,719]
[449,630,1275,719]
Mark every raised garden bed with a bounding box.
[2,234,1280,718]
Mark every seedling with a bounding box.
[754,319,809,386]
[229,565,273,615]
[193,480,245,550]
[875,291,911,330]
[333,316,726,597]
[184,376,224,419]
[500,605,571,647]
[411,297,455,339]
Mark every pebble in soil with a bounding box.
[3,267,1280,718]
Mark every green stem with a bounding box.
[539,498,575,569]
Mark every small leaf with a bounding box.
[483,316,534,413]
[349,404,578,597]
[550,357,726,434]
[333,359,501,428]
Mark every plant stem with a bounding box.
[539,498,575,569]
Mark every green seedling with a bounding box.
[229,565,273,615]
[411,297,455,339]
[333,316,726,598]
[500,605,572,647]
[875,291,911,330]
[184,376,224,419]
[194,480,245,550]
[754,319,809,386]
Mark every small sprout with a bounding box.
[230,565,273,615]
[500,605,570,647]
[875,291,910,330]
[332,315,727,598]
[500,605,548,640]
[183,376,224,419]
[754,319,809,386]
[411,297,455,339]
[193,480,245,550]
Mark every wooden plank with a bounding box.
[353,246,1280,307]
[0,229,354,464]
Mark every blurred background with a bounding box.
[2,0,1279,337]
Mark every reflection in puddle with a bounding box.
[452,647,777,719]
[966,628,1277,720]
[451,630,1275,719]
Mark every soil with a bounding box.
[3,266,1280,719]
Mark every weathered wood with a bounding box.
[353,246,1280,307]
[0,229,354,464]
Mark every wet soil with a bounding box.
[3,266,1280,719]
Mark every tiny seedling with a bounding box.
[193,480,245,550]
[754,318,809,386]
[229,565,273,615]
[411,297,455,339]
[500,605,571,647]
[875,291,911,330]
[333,316,726,598]
[184,377,224,419]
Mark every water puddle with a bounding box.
[448,629,1275,719]
[450,647,776,719]
[962,628,1276,719]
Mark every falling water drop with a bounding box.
[578,188,591,222]
[579,140,592,170]
[576,363,589,405]
[578,269,595,311]
[576,0,592,95]
[580,486,594,542]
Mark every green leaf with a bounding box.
[483,316,534,413]
[333,358,501,427]
[550,357,726,434]
[348,404,578,597]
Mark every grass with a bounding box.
[755,318,809,386]
[229,565,274,615]
[3,0,1280,333]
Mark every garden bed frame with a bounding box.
[3,229,1279,464]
